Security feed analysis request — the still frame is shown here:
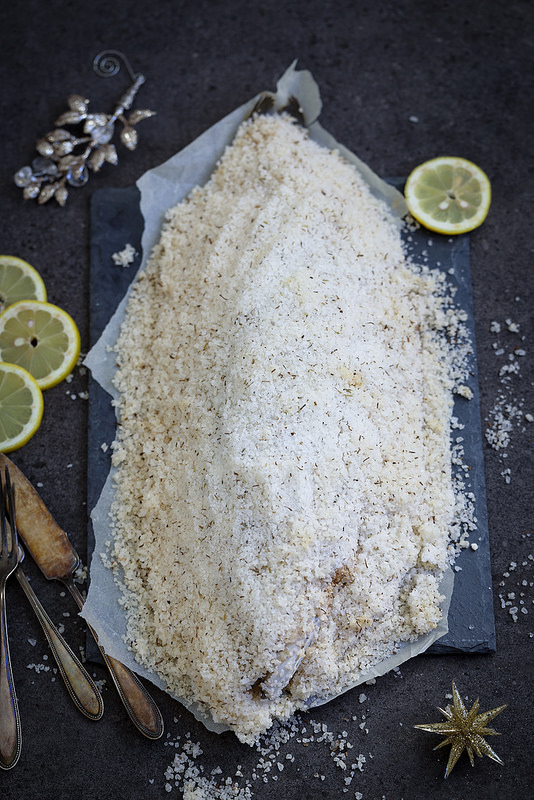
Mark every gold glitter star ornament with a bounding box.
[415,682,506,778]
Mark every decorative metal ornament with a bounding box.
[14,51,155,206]
[414,682,506,778]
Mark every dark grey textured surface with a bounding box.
[1,1,532,798]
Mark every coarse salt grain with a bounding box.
[112,243,137,267]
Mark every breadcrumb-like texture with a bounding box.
[109,114,459,743]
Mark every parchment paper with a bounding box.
[83,63,467,734]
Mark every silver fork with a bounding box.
[0,466,22,770]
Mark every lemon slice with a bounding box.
[0,255,47,313]
[404,156,491,235]
[0,362,44,452]
[0,301,81,390]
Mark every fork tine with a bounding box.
[0,469,7,557]
[4,466,18,557]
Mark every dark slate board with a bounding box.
[87,185,495,661]
[87,188,144,511]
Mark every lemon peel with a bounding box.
[0,300,81,390]
[404,156,491,235]
[0,255,47,313]
[0,362,44,452]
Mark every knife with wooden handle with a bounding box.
[0,454,164,740]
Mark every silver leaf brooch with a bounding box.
[14,51,156,206]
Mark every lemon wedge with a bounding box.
[404,156,491,235]
[0,255,47,313]
[0,301,81,390]
[0,362,44,452]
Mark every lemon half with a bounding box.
[0,255,47,313]
[404,156,491,235]
[0,362,44,452]
[0,301,81,390]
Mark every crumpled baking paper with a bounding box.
[82,62,452,734]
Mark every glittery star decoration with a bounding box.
[414,682,506,778]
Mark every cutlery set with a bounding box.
[0,454,164,770]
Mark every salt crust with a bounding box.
[109,114,464,743]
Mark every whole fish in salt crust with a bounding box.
[101,109,467,744]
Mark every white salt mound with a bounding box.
[109,113,465,743]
